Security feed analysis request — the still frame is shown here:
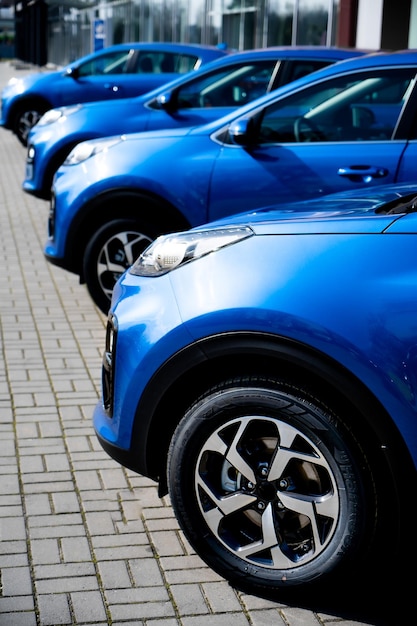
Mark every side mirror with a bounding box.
[228,117,256,146]
[156,90,176,111]
[65,66,79,79]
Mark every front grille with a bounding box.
[102,314,117,417]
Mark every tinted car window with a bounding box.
[176,54,202,73]
[133,51,200,74]
[256,68,416,143]
[76,50,203,77]
[77,50,135,76]
[130,51,203,74]
[171,61,278,109]
[278,59,332,85]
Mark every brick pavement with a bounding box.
[0,59,410,626]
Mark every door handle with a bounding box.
[338,165,388,183]
[104,84,120,92]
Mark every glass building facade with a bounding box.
[12,0,417,68]
[45,0,341,67]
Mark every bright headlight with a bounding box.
[130,226,254,276]
[37,104,83,126]
[64,136,125,165]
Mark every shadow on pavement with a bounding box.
[236,555,411,625]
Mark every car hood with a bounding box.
[50,95,148,118]
[4,70,60,95]
[194,183,417,235]
[121,126,196,142]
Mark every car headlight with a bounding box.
[63,136,125,165]
[37,104,83,126]
[130,226,254,277]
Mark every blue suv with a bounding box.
[23,46,364,199]
[93,182,417,595]
[45,49,417,313]
[1,42,228,145]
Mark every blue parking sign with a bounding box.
[94,19,105,51]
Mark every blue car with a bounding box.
[45,49,417,313]
[23,46,365,199]
[1,42,228,145]
[93,182,417,594]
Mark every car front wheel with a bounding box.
[167,378,376,593]
[83,219,156,314]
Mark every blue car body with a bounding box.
[1,42,228,145]
[23,46,365,199]
[45,49,417,313]
[93,182,417,594]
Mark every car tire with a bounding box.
[83,218,156,314]
[167,377,376,593]
[13,101,49,146]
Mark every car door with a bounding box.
[56,48,164,105]
[207,66,417,220]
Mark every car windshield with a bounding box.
[376,192,417,214]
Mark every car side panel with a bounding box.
[207,141,409,220]
[48,74,181,107]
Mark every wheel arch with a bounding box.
[9,94,51,128]
[63,188,191,280]
[128,331,415,538]
[40,141,83,200]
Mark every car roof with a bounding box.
[133,45,369,103]
[165,45,369,74]
[216,45,369,60]
[66,41,230,69]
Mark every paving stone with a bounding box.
[165,567,223,585]
[1,565,34,596]
[37,593,72,625]
[147,530,186,557]
[106,587,171,604]
[0,595,35,612]
[181,614,251,626]
[0,613,38,626]
[243,608,287,625]
[35,575,100,594]
[60,536,91,562]
[201,581,243,613]
[30,538,61,565]
[109,598,175,621]
[51,491,80,514]
[129,557,165,587]
[169,583,210,615]
[279,607,323,625]
[28,513,83,528]
[71,589,108,623]
[93,545,152,562]
[97,560,132,589]
[0,516,26,541]
[34,562,96,580]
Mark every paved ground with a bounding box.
[0,59,412,626]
